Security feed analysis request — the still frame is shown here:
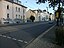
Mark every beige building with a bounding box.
[26,9,37,22]
[33,9,42,21]
[26,9,43,22]
[0,0,27,24]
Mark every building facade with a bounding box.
[40,11,49,21]
[26,9,37,22]
[0,0,27,24]
[49,14,55,21]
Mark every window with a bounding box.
[23,9,25,13]
[21,16,22,19]
[18,8,20,12]
[7,13,9,18]
[46,15,48,19]
[16,7,17,11]
[16,14,17,18]
[7,5,9,9]
[19,15,20,18]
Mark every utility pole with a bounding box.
[56,0,61,26]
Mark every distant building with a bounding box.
[49,13,55,21]
[31,9,43,22]
[39,10,49,21]
[0,0,27,24]
[26,9,50,22]
[32,9,50,21]
[26,9,37,22]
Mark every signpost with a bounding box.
[56,12,59,18]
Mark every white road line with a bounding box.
[7,36,11,39]
[2,35,6,38]
[34,24,56,40]
[24,41,28,44]
[0,34,28,44]
[18,40,23,42]
[40,24,56,37]
[12,38,17,40]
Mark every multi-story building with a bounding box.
[0,0,27,24]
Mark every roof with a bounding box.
[5,0,27,8]
[32,9,43,13]
[29,9,36,13]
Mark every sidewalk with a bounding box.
[25,25,61,48]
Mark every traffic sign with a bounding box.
[56,12,59,18]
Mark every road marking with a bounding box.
[24,41,28,44]
[18,40,23,42]
[37,24,56,39]
[7,36,11,39]
[12,38,17,40]
[25,24,56,48]
[2,35,6,38]
[0,34,28,44]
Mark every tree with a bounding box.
[30,15,35,22]
[36,0,64,26]
[36,0,64,8]
[43,10,46,12]
[50,13,52,15]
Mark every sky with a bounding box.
[20,0,54,14]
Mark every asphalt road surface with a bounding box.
[0,21,55,48]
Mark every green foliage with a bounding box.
[43,10,46,12]
[36,0,64,10]
[50,13,52,15]
[30,15,35,22]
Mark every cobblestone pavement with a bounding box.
[25,26,62,48]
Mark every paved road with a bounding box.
[0,22,55,48]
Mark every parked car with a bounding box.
[2,18,13,24]
[14,19,22,24]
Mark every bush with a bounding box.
[55,26,64,45]
[30,15,35,22]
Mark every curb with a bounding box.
[0,21,45,27]
[25,24,56,48]
[37,24,56,39]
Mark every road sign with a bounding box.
[56,12,59,18]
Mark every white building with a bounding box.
[49,14,55,21]
[0,0,27,24]
[28,9,50,22]
[39,10,49,21]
